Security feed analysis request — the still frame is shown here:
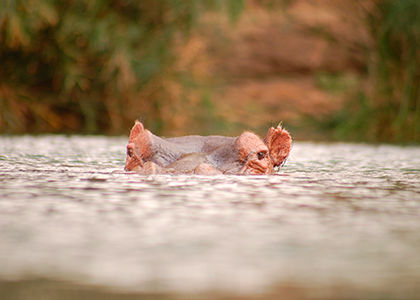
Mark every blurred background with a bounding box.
[1,0,419,143]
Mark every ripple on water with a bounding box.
[0,136,420,297]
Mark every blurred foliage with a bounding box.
[333,0,420,143]
[0,0,244,134]
[1,0,419,143]
[316,72,360,95]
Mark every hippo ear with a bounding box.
[129,120,144,143]
[264,124,292,167]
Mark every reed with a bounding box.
[335,0,420,143]
[0,0,244,134]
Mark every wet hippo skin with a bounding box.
[125,121,292,175]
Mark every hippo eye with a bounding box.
[257,151,266,160]
[127,147,134,158]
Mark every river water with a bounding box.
[0,135,420,299]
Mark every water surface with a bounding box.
[0,135,420,299]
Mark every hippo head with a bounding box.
[222,132,274,175]
[124,120,292,175]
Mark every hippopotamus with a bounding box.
[124,121,292,175]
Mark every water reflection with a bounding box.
[0,136,419,298]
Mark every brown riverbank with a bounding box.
[4,1,415,142]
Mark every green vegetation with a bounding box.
[0,0,243,134]
[333,0,420,143]
[1,0,419,143]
